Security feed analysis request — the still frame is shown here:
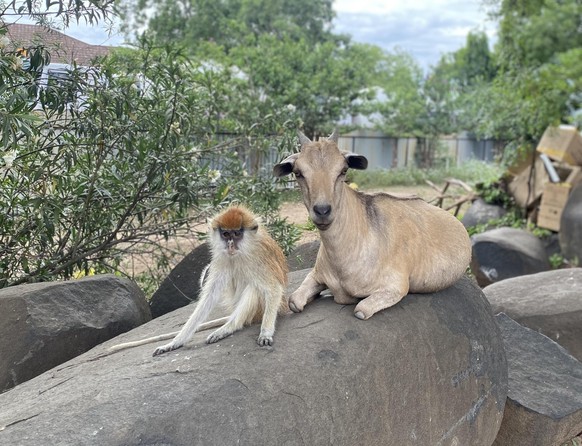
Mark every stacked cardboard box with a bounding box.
[534,126,582,231]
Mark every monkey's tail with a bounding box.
[106,316,230,354]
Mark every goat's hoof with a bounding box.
[289,302,303,313]
[354,311,366,320]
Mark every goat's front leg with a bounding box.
[288,270,326,313]
[353,279,409,320]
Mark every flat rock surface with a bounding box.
[0,273,507,446]
[493,313,582,446]
[484,268,582,361]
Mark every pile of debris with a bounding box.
[508,125,582,232]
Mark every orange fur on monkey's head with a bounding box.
[211,206,259,231]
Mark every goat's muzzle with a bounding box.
[312,204,333,230]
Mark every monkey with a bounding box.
[105,205,289,357]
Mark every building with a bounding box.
[5,23,112,65]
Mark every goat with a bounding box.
[273,130,472,320]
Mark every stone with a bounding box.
[149,243,211,318]
[0,274,150,393]
[0,272,507,446]
[462,198,507,228]
[470,227,551,287]
[287,240,320,271]
[493,313,582,446]
[560,183,582,263]
[484,268,582,361]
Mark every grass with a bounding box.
[347,160,505,189]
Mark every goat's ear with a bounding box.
[328,128,339,143]
[297,130,311,147]
[344,152,368,170]
[273,153,299,177]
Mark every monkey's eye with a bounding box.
[232,230,242,238]
[221,230,230,239]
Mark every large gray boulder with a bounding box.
[560,183,582,263]
[149,243,211,318]
[493,313,582,446]
[484,268,582,361]
[462,198,507,228]
[0,271,507,446]
[470,227,551,287]
[0,274,150,393]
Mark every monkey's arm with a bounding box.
[153,274,228,356]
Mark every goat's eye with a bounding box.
[294,170,304,179]
[339,167,348,177]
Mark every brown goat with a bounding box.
[273,130,472,320]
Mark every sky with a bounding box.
[16,0,498,71]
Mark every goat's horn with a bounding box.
[328,129,339,142]
[297,130,311,146]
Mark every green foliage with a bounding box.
[464,209,524,237]
[475,0,582,141]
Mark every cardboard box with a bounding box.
[537,183,572,231]
[536,125,582,166]
[508,155,548,208]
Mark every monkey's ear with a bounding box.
[273,153,299,177]
[343,151,368,170]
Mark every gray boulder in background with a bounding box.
[462,198,507,228]
[0,274,150,393]
[149,242,211,318]
[484,268,582,361]
[470,227,551,287]
[492,313,582,446]
[0,272,507,446]
[560,183,582,263]
[287,240,320,271]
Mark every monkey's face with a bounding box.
[219,228,244,255]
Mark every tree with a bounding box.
[476,0,582,141]
[118,0,374,137]
[120,0,336,51]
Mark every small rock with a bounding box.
[471,227,551,287]
[462,198,507,228]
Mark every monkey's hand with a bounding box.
[152,342,182,357]
[206,327,233,344]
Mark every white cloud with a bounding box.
[333,0,497,71]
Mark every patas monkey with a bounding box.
[106,206,289,357]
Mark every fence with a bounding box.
[337,130,506,170]
[202,131,506,177]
